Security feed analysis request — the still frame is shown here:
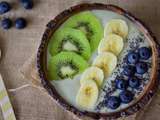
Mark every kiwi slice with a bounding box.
[48,51,89,80]
[63,11,103,52]
[49,28,91,60]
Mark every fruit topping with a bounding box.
[80,67,104,88]
[119,90,134,103]
[138,47,152,60]
[115,78,128,90]
[93,52,117,77]
[76,79,99,110]
[98,34,124,56]
[129,77,140,88]
[49,28,91,60]
[123,65,135,77]
[106,96,121,109]
[104,19,128,38]
[63,11,103,52]
[127,51,139,64]
[136,62,148,74]
[48,51,88,80]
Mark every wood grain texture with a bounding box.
[0,0,160,120]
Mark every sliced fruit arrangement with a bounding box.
[49,28,91,60]
[104,19,128,38]
[48,16,131,110]
[103,46,152,110]
[76,52,117,109]
[98,34,124,56]
[63,11,103,52]
[48,51,88,80]
[76,19,129,109]
[99,19,128,57]
[93,52,117,77]
[80,66,104,87]
[48,11,103,81]
[77,67,104,109]
[76,79,99,110]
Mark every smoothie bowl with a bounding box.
[37,3,159,119]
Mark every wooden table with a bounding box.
[0,0,160,120]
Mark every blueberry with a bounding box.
[116,79,128,90]
[138,47,152,60]
[127,51,139,64]
[20,0,33,9]
[0,1,11,14]
[1,18,12,29]
[15,18,27,29]
[119,90,134,103]
[123,65,135,77]
[129,77,140,88]
[136,62,148,74]
[106,96,121,109]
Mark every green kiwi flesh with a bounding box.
[49,28,91,60]
[63,11,103,52]
[48,51,89,80]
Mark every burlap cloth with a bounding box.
[6,55,160,120]
[1,0,160,120]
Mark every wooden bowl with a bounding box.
[37,3,159,119]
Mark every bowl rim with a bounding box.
[37,3,159,119]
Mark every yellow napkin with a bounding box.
[0,74,16,120]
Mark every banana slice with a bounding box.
[76,79,98,110]
[98,34,124,56]
[93,52,117,77]
[104,19,128,38]
[80,66,104,87]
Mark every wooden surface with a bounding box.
[0,0,160,120]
